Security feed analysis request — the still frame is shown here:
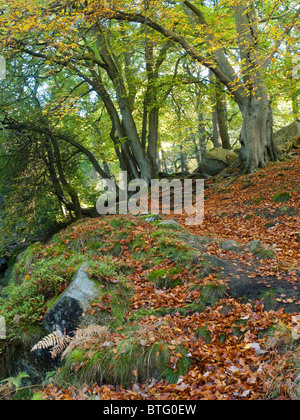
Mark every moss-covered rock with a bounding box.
[272,192,291,203]
[204,148,238,165]
[253,247,276,260]
[200,148,238,176]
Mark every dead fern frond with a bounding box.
[74,325,109,342]
[31,325,109,360]
[31,330,70,359]
[61,325,109,360]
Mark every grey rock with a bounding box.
[158,219,180,227]
[43,263,99,334]
[274,120,300,149]
[246,240,262,253]
[220,240,241,252]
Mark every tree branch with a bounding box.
[111,10,245,105]
[262,5,300,68]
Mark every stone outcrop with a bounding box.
[274,120,300,150]
[196,148,238,176]
[43,262,99,334]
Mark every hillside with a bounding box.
[0,148,299,400]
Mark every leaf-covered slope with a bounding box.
[1,148,300,400]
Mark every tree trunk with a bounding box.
[49,134,83,219]
[238,97,277,172]
[98,31,157,184]
[215,81,231,150]
[212,109,221,148]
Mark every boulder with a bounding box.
[274,120,300,150]
[246,240,262,254]
[220,240,242,253]
[158,220,181,229]
[43,263,99,334]
[144,214,160,223]
[198,148,238,176]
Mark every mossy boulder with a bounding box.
[200,148,238,176]
[205,148,238,165]
[158,220,183,230]
[253,247,276,260]
[147,267,182,289]
[272,192,291,203]
[274,120,300,151]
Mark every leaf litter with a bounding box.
[36,149,300,400]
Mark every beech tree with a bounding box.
[100,0,299,172]
[0,0,299,179]
[0,7,183,183]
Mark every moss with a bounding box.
[155,300,206,317]
[272,192,291,203]
[83,258,134,329]
[151,236,197,266]
[147,267,182,289]
[260,288,278,311]
[253,247,275,260]
[129,234,143,251]
[128,308,160,322]
[158,222,184,232]
[150,230,167,239]
[69,232,105,253]
[11,243,42,282]
[108,218,137,229]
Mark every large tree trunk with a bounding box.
[233,3,277,172]
[238,96,278,172]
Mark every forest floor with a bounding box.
[2,147,300,401]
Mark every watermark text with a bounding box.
[96,172,204,226]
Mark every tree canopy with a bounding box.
[0,0,299,248]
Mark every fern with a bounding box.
[0,372,30,400]
[31,330,70,359]
[31,325,109,360]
